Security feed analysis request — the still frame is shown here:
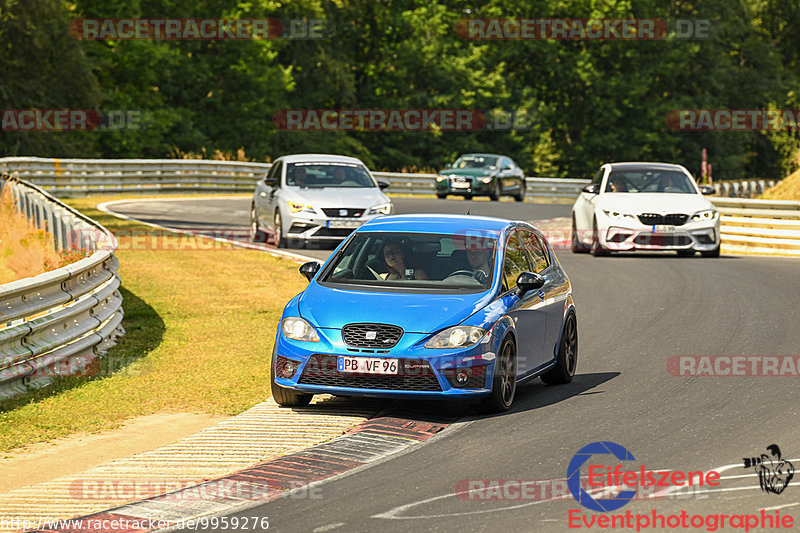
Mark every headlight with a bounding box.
[602,209,635,220]
[480,177,493,183]
[425,326,488,349]
[692,209,717,221]
[282,317,319,342]
[436,175,447,182]
[288,201,315,214]
[368,202,392,215]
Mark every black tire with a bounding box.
[677,250,695,257]
[271,362,313,407]
[515,180,526,202]
[273,209,287,248]
[250,205,268,244]
[571,216,589,253]
[541,312,578,385]
[701,245,721,258]
[488,179,500,201]
[464,193,473,200]
[436,192,447,199]
[590,217,609,256]
[477,336,517,413]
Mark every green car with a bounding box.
[436,153,527,201]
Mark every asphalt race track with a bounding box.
[107,197,800,532]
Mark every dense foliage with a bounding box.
[1,0,798,179]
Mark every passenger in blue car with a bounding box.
[380,240,429,280]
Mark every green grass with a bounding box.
[0,197,307,452]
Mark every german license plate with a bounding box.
[337,356,398,375]
[653,225,675,233]
[451,180,471,189]
[327,219,362,229]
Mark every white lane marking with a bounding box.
[313,523,345,532]
[96,198,319,264]
[760,502,800,512]
[654,457,800,499]
[372,484,609,520]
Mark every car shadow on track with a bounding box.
[480,371,620,418]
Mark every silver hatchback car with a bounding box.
[250,154,393,248]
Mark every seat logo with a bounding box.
[339,209,348,216]
[365,331,377,340]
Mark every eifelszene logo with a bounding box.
[567,441,720,512]
[744,445,794,495]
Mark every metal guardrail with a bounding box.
[713,179,778,198]
[711,197,800,256]
[2,156,797,257]
[0,177,124,399]
[0,156,590,200]
[0,156,783,199]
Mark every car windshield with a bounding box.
[320,231,498,291]
[605,169,697,194]
[453,155,498,170]
[286,163,376,188]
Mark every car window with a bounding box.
[453,155,499,170]
[606,169,696,194]
[501,157,512,170]
[592,168,604,185]
[266,161,282,186]
[321,231,497,291]
[286,163,376,188]
[519,230,549,273]
[503,231,529,291]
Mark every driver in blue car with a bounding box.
[466,247,493,284]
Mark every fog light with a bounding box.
[276,355,301,379]
[456,372,469,384]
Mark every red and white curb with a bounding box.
[26,410,458,533]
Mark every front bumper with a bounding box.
[436,177,492,197]
[596,214,720,251]
[272,329,497,399]
[283,211,383,241]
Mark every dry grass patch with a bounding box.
[761,166,800,201]
[0,187,64,284]
[0,196,307,452]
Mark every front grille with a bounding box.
[342,323,403,349]
[638,213,689,226]
[634,234,692,247]
[299,355,442,391]
[322,208,364,218]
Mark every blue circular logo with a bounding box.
[567,441,637,512]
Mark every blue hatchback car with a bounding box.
[271,214,577,412]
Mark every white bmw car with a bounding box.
[250,154,393,248]
[571,162,720,257]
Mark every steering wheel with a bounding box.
[446,269,475,278]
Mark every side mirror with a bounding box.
[264,178,275,187]
[299,261,321,281]
[699,185,715,195]
[516,271,545,297]
[582,183,600,194]
[377,180,390,190]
